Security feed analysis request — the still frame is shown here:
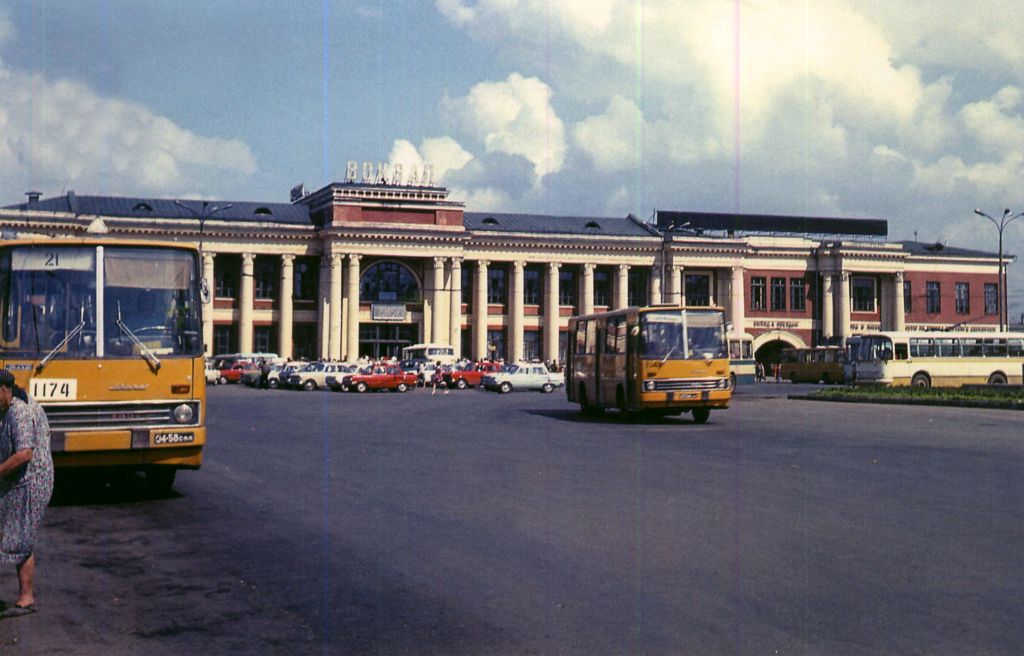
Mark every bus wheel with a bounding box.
[911,373,931,388]
[691,408,711,424]
[821,373,831,385]
[145,468,177,493]
[988,372,1008,385]
[579,386,602,416]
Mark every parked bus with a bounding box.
[0,239,206,490]
[727,333,756,388]
[401,343,457,365]
[849,330,1024,387]
[566,306,731,423]
[778,346,846,384]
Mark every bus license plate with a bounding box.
[674,391,698,401]
[154,432,194,445]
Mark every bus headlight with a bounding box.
[643,379,656,392]
[173,403,195,424]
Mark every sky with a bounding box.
[2,1,1024,318]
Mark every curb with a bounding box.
[787,394,1024,411]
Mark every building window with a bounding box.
[523,266,542,305]
[770,277,786,311]
[926,282,941,314]
[360,261,419,302]
[523,330,541,361]
[253,325,274,353]
[985,283,999,316]
[461,266,472,306]
[686,274,711,306]
[790,278,806,311]
[292,323,316,360]
[213,325,234,355]
[559,269,577,307]
[487,329,506,361]
[293,256,319,301]
[214,254,240,299]
[254,257,278,300]
[904,280,912,314]
[593,269,611,307]
[955,282,970,314]
[488,267,507,305]
[751,277,766,310]
[628,268,648,307]
[851,277,876,312]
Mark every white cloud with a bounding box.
[387,136,472,185]
[573,96,642,172]
[443,73,565,180]
[959,86,1024,157]
[0,60,257,197]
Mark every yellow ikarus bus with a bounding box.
[0,239,206,490]
[566,306,731,423]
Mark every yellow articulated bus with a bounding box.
[0,239,206,491]
[566,306,731,423]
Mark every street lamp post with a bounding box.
[974,208,1022,332]
[175,200,233,303]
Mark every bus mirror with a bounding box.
[200,279,211,304]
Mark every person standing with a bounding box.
[0,370,54,619]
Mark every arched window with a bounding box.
[360,261,420,302]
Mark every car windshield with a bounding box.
[640,309,726,360]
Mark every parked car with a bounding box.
[286,362,356,391]
[482,363,560,394]
[331,365,418,393]
[445,361,502,389]
[204,361,221,385]
[218,360,255,384]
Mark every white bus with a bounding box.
[400,343,457,364]
[850,330,1024,387]
[727,333,756,388]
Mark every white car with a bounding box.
[286,362,356,391]
[204,361,221,385]
[482,363,560,394]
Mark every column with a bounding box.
[893,272,906,331]
[510,261,525,362]
[650,264,663,305]
[430,257,446,345]
[821,274,834,341]
[473,260,489,360]
[239,253,255,353]
[328,254,343,360]
[730,266,745,335]
[317,256,330,359]
[837,272,851,340]
[202,253,215,356]
[580,264,595,316]
[544,262,561,362]
[345,255,361,361]
[278,254,295,359]
[879,276,892,331]
[669,265,683,305]
[449,258,462,356]
[615,264,630,309]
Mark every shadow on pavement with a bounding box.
[50,470,182,506]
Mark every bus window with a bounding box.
[936,339,958,358]
[983,339,1007,357]
[1009,339,1024,357]
[894,343,908,360]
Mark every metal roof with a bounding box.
[5,194,312,225]
[464,212,659,237]
[898,240,1005,259]
[656,210,888,238]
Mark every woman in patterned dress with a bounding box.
[0,369,54,618]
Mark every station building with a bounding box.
[1,178,1009,364]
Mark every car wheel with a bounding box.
[268,379,279,389]
[499,381,512,394]
[355,381,369,393]
[456,378,468,389]
[541,382,554,393]
[218,376,227,385]
[691,408,711,424]
[302,380,317,392]
[396,382,408,393]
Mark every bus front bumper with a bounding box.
[50,426,206,470]
[639,390,731,408]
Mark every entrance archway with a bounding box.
[752,331,806,366]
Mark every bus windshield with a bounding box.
[856,335,893,361]
[640,309,726,360]
[0,245,201,360]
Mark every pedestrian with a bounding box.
[0,370,54,619]
[259,359,272,389]
[755,361,765,382]
[431,361,448,395]
[773,362,782,383]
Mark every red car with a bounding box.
[217,360,256,384]
[337,366,419,393]
[445,361,502,389]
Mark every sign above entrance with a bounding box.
[372,303,407,322]
[346,160,434,187]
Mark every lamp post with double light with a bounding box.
[175,200,233,303]
[973,208,1021,332]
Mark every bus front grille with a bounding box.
[651,378,726,392]
[42,402,200,430]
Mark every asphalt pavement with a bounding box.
[1,382,1021,655]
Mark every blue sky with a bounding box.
[3,1,1024,317]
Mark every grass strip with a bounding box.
[790,386,1024,410]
